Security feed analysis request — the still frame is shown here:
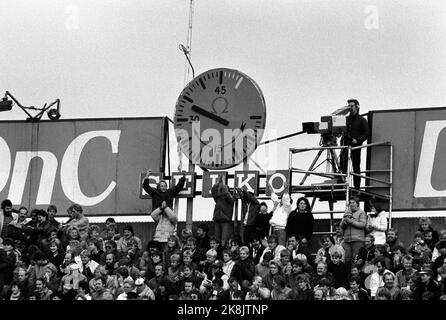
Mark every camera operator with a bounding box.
[340,99,370,190]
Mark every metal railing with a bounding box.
[288,141,393,230]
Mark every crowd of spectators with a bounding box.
[1,188,446,301]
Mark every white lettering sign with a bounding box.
[414,120,446,197]
[61,130,121,205]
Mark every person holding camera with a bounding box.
[340,99,370,190]
[340,196,367,269]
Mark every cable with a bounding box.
[178,43,195,79]
[258,130,305,146]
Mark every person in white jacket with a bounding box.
[365,202,388,245]
[269,183,292,246]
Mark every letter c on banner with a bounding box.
[60,130,121,206]
[414,120,446,197]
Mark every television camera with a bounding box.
[302,105,351,146]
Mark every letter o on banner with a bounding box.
[266,170,291,196]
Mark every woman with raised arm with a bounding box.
[269,182,292,247]
[142,169,186,249]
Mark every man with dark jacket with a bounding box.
[196,223,210,251]
[327,251,349,288]
[211,176,234,247]
[340,99,370,190]
[249,234,266,265]
[235,188,260,245]
[35,210,56,250]
[355,234,376,270]
[186,237,206,264]
[230,247,255,290]
[253,202,273,240]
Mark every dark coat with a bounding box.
[143,176,186,209]
[231,258,256,283]
[286,210,314,241]
[348,288,370,300]
[249,245,266,265]
[356,245,376,268]
[48,252,65,270]
[7,223,30,243]
[342,113,370,146]
[0,249,16,288]
[295,288,314,300]
[433,255,445,278]
[197,235,210,251]
[310,272,335,288]
[36,220,57,242]
[240,190,260,227]
[254,212,273,239]
[327,261,349,288]
[191,248,206,264]
[211,183,234,222]
[413,279,441,300]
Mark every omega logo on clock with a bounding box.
[174,68,267,170]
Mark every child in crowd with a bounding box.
[222,249,235,277]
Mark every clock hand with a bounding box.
[191,105,229,126]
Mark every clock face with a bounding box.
[174,68,266,170]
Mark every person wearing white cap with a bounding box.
[59,263,87,294]
[135,277,155,300]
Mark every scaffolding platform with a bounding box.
[292,182,391,203]
[288,141,393,232]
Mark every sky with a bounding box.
[1,0,446,222]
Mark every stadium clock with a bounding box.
[174,68,266,170]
